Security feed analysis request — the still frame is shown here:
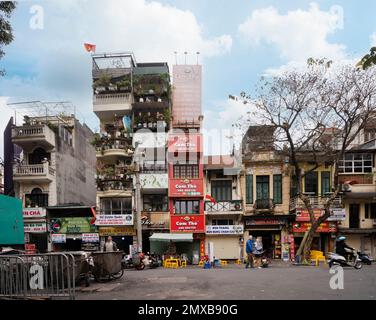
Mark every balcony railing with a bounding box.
[96,180,133,192]
[11,124,55,147]
[289,194,342,211]
[205,200,243,213]
[93,93,133,105]
[13,163,55,180]
[140,164,167,173]
[254,199,275,211]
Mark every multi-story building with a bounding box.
[241,126,295,260]
[92,53,172,253]
[204,155,244,261]
[9,112,96,252]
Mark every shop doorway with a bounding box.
[29,233,48,253]
[349,204,360,228]
[111,236,133,254]
[66,238,82,251]
[248,231,279,259]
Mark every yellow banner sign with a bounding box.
[99,226,136,236]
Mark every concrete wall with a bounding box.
[55,120,96,206]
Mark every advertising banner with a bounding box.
[168,133,202,153]
[170,215,205,233]
[296,208,346,222]
[49,217,97,234]
[24,222,47,233]
[169,178,204,197]
[99,226,136,237]
[23,207,46,218]
[51,233,66,243]
[95,214,134,226]
[293,222,337,233]
[172,65,202,125]
[206,225,244,235]
[82,233,100,243]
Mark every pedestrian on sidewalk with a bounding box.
[245,235,254,269]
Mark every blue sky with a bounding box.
[1,0,376,156]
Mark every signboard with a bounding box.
[245,219,287,226]
[296,208,346,222]
[168,134,202,153]
[23,207,46,218]
[170,215,205,233]
[141,213,169,229]
[172,65,202,125]
[169,179,204,197]
[82,233,100,243]
[99,226,136,236]
[95,214,133,226]
[206,225,244,235]
[51,233,66,243]
[49,217,97,234]
[24,222,47,233]
[293,222,337,233]
[138,173,168,189]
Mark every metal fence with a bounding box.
[0,253,75,300]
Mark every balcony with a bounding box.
[205,200,243,215]
[13,163,55,183]
[342,184,376,200]
[254,199,275,213]
[93,93,133,121]
[95,140,134,161]
[289,195,342,211]
[11,124,55,149]
[140,164,167,173]
[96,180,133,197]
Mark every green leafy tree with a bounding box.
[357,47,376,70]
[0,1,17,76]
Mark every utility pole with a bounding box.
[134,144,143,253]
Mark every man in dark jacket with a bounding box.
[245,235,254,269]
[335,236,354,261]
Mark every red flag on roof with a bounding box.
[84,43,96,53]
[205,194,217,204]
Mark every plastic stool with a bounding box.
[181,261,187,268]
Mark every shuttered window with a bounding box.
[273,175,282,204]
[246,175,253,204]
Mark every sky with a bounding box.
[1,0,376,157]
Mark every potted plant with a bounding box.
[93,74,111,92]
[117,77,131,91]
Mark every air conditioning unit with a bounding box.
[340,183,352,192]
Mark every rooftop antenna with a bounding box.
[196,52,200,65]
[174,51,178,65]
[184,51,188,65]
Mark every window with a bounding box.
[100,198,132,215]
[25,188,48,207]
[290,176,298,198]
[273,175,282,204]
[211,180,232,201]
[173,165,199,178]
[339,153,373,174]
[365,203,376,219]
[212,219,233,226]
[143,195,168,212]
[174,200,200,214]
[321,171,331,195]
[28,148,50,165]
[256,176,270,200]
[246,175,253,204]
[304,171,318,196]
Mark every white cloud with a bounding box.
[371,33,376,46]
[0,0,232,132]
[238,3,346,73]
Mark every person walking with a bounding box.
[245,235,254,269]
[103,236,118,252]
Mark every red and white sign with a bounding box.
[170,215,205,233]
[169,179,204,197]
[23,208,46,218]
[168,133,202,153]
[296,209,345,222]
[95,214,133,226]
[82,233,100,243]
[293,222,337,233]
[24,222,47,233]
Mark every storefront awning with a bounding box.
[149,233,193,242]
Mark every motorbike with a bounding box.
[253,250,269,268]
[358,251,373,265]
[328,249,362,269]
[122,252,145,270]
[143,252,159,269]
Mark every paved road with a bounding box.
[77,264,376,300]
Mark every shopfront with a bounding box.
[244,215,295,260]
[23,207,48,253]
[205,224,244,260]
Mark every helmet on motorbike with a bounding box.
[337,236,346,241]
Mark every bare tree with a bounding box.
[233,60,376,262]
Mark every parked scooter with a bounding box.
[143,252,159,269]
[122,252,145,270]
[358,251,373,265]
[253,250,270,268]
[328,249,362,269]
